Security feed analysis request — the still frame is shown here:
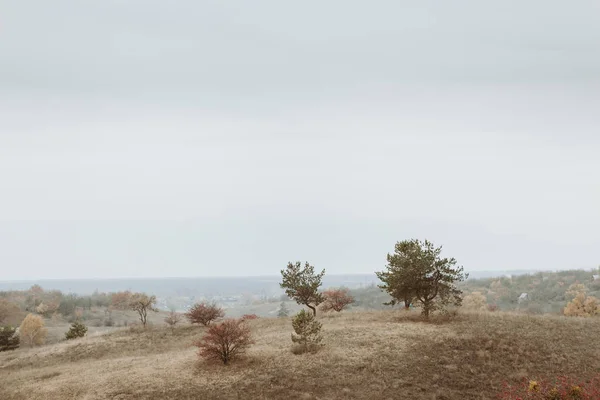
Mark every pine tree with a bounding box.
[65,320,88,340]
[280,261,325,316]
[291,309,323,353]
[377,239,467,318]
[0,326,20,351]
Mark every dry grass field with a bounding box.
[1,310,599,400]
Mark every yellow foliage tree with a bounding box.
[564,292,599,317]
[19,313,48,347]
[462,291,488,311]
[565,283,587,300]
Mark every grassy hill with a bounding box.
[2,309,600,400]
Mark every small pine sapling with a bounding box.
[65,320,88,340]
[291,309,323,354]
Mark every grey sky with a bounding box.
[1,1,599,279]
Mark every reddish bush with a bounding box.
[241,314,259,320]
[185,302,224,326]
[320,288,354,312]
[498,375,600,399]
[487,303,499,312]
[195,318,253,365]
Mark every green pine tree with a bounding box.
[291,309,323,353]
[0,326,20,351]
[65,321,88,340]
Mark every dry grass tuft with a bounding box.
[1,309,599,399]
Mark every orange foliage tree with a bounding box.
[110,291,133,310]
[185,302,224,326]
[566,283,587,299]
[564,292,599,317]
[195,318,253,365]
[320,288,354,312]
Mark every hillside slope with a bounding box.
[1,310,600,400]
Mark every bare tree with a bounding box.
[164,310,182,332]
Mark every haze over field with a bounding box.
[1,1,599,280]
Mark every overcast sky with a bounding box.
[1,1,599,280]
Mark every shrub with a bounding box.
[241,314,259,320]
[65,321,88,340]
[291,309,323,354]
[195,318,253,365]
[19,313,47,347]
[164,311,182,331]
[462,291,488,311]
[0,326,20,351]
[564,292,599,317]
[498,375,600,399]
[185,302,224,326]
[320,288,354,312]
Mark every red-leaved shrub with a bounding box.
[320,288,354,312]
[241,314,259,320]
[195,318,253,365]
[185,302,225,326]
[498,375,600,399]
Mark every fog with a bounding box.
[1,1,599,279]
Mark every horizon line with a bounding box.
[1,267,589,283]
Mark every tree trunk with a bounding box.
[139,308,147,327]
[307,304,316,316]
[422,302,431,319]
[404,299,411,310]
